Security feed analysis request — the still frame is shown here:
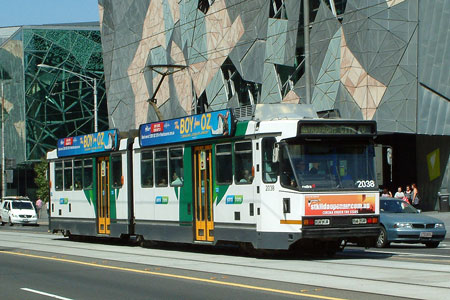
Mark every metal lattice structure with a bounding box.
[23,26,108,161]
[1,24,108,164]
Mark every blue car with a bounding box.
[377,197,447,248]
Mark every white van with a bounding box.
[1,197,38,225]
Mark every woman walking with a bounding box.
[412,183,420,208]
[404,185,413,204]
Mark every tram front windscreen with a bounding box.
[280,141,376,191]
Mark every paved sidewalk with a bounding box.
[37,208,49,226]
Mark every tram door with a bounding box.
[96,157,110,235]
[193,146,214,242]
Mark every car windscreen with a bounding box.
[380,199,417,213]
[280,141,376,190]
[11,201,33,210]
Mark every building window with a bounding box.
[269,0,287,19]
[155,149,168,187]
[141,151,153,188]
[221,58,261,106]
[198,0,215,14]
[234,141,253,184]
[216,143,232,184]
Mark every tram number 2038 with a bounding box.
[356,180,376,188]
[265,185,275,191]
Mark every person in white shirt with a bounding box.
[394,186,405,199]
[171,172,183,186]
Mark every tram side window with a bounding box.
[169,148,183,186]
[73,160,83,190]
[155,149,168,187]
[141,151,153,188]
[83,159,93,189]
[111,155,122,188]
[280,146,295,188]
[55,161,63,191]
[235,141,253,184]
[216,143,232,184]
[64,160,73,190]
[262,138,278,183]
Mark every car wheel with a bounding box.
[425,241,440,248]
[376,226,389,248]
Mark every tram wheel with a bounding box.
[324,240,342,257]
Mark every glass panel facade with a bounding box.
[0,25,108,165]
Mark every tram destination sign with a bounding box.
[299,121,376,136]
[57,129,119,158]
[139,109,232,147]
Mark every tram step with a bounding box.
[193,240,214,245]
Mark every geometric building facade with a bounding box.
[0,23,108,196]
[96,0,448,209]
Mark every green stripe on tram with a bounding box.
[234,121,249,136]
[179,146,193,223]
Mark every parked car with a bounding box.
[1,197,38,226]
[377,197,446,248]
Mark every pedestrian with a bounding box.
[381,188,392,198]
[412,183,420,208]
[404,185,413,203]
[36,197,43,218]
[394,186,405,199]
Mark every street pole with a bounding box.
[1,81,5,199]
[37,64,98,133]
[303,0,311,104]
[94,78,98,132]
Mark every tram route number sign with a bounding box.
[139,109,232,147]
[57,129,119,158]
[298,122,376,135]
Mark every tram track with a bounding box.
[1,230,450,300]
[2,230,450,276]
[1,230,448,271]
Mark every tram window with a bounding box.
[111,155,122,188]
[64,160,73,190]
[235,141,253,184]
[55,161,63,191]
[169,148,183,186]
[155,149,168,187]
[83,159,93,189]
[262,138,278,183]
[141,151,153,188]
[216,143,232,184]
[280,146,295,188]
[73,160,83,190]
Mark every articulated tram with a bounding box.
[47,104,380,253]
